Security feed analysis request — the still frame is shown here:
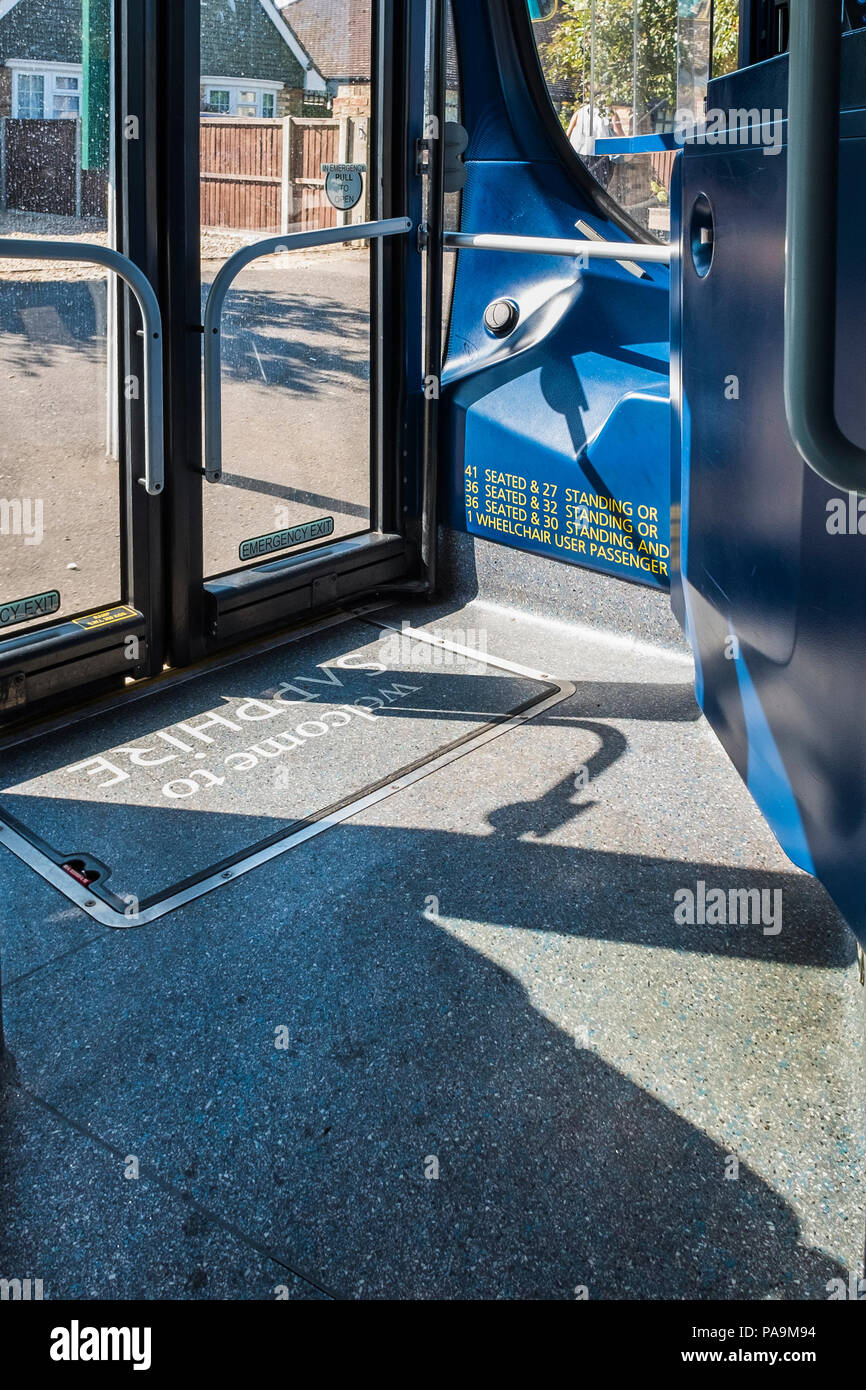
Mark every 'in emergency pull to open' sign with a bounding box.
[322,163,366,210]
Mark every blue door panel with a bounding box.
[443,1,672,591]
[676,96,866,944]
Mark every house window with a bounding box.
[207,88,231,114]
[12,65,81,119]
[202,81,281,118]
[52,75,81,118]
[16,73,44,119]
[12,65,80,119]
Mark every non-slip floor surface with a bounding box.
[0,600,863,1300]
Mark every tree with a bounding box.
[539,0,678,127]
[711,0,740,78]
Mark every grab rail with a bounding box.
[443,231,670,264]
[784,0,866,494]
[202,217,412,482]
[0,239,165,496]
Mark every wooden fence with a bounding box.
[650,148,677,194]
[200,115,369,233]
[0,115,369,233]
[200,117,286,231]
[0,118,106,218]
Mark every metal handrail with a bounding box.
[443,231,671,264]
[202,217,413,482]
[0,239,165,496]
[784,0,866,494]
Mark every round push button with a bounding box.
[483,298,520,337]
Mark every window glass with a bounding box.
[441,0,462,352]
[199,0,374,578]
[1,1,122,634]
[710,0,739,77]
[16,74,45,119]
[53,82,81,119]
[529,0,690,242]
[677,1,711,126]
[208,88,231,113]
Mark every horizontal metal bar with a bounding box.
[0,238,165,496]
[203,217,413,483]
[443,231,670,264]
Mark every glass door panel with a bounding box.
[199,0,375,579]
[0,0,121,634]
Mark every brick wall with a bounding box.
[278,87,304,118]
[332,83,371,121]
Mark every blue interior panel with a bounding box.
[442,0,672,591]
[675,39,866,945]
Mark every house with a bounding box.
[200,0,326,117]
[0,0,327,122]
[277,1,458,125]
[0,0,84,121]
[278,0,371,94]
[278,0,371,120]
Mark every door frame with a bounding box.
[0,0,161,726]
[0,0,441,731]
[159,0,436,667]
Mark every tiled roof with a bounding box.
[279,0,371,81]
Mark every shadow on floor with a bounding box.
[0,807,858,1299]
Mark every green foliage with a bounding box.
[711,0,740,78]
[539,0,678,119]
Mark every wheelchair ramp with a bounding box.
[0,615,570,926]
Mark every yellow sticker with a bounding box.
[73,605,141,631]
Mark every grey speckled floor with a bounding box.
[0,598,863,1300]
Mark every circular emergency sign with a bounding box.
[323,163,365,211]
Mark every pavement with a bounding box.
[0,247,370,626]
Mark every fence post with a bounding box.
[280,115,293,234]
[336,115,350,229]
[0,117,6,212]
[74,117,83,219]
[354,116,369,226]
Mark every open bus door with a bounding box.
[440,0,866,953]
[0,0,436,723]
[671,2,866,950]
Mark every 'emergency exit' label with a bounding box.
[0,590,60,629]
[239,517,334,562]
